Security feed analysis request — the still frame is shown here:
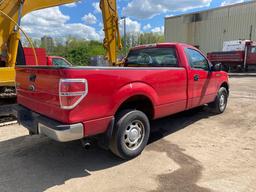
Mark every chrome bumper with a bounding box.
[38,123,84,142]
[13,105,84,142]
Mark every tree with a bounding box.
[138,32,165,45]
[26,32,165,66]
[49,38,105,66]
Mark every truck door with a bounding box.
[247,46,256,65]
[185,48,217,109]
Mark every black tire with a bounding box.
[29,130,36,136]
[245,65,249,72]
[110,110,150,160]
[222,63,230,72]
[0,87,5,93]
[209,87,228,114]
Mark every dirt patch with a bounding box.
[148,139,211,192]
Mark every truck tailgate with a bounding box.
[16,67,69,123]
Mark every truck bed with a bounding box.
[16,66,187,126]
[207,51,244,63]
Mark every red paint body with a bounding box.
[23,48,68,66]
[16,43,229,137]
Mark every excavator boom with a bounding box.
[0,0,77,57]
[100,0,122,65]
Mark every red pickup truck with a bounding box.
[14,43,229,159]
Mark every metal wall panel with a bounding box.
[165,1,256,53]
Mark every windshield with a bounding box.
[126,47,178,67]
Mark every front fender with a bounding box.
[218,72,229,90]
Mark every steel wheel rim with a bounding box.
[123,120,145,151]
[219,94,226,111]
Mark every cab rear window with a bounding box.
[126,48,178,67]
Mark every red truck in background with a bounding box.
[23,48,72,67]
[207,40,256,72]
[14,43,229,159]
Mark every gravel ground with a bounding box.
[0,77,255,192]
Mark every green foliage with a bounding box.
[119,32,165,56]
[49,38,105,66]
[34,33,164,66]
[138,32,165,45]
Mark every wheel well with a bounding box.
[116,95,154,120]
[221,82,229,95]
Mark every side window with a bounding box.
[185,48,209,70]
[251,47,256,53]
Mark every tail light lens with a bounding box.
[59,79,88,109]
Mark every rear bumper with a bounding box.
[13,105,84,142]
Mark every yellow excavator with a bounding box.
[0,0,122,116]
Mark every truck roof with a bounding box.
[131,42,194,50]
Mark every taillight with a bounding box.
[59,79,88,109]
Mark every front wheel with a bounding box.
[222,63,230,72]
[110,110,150,160]
[209,87,228,114]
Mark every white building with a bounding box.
[165,1,256,53]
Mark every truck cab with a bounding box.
[246,45,256,66]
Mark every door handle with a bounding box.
[194,74,199,81]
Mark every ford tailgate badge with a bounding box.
[29,74,37,82]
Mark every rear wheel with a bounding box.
[110,110,150,159]
[209,87,228,114]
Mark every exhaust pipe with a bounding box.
[81,139,92,150]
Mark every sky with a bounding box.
[21,0,251,41]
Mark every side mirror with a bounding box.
[211,63,222,72]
